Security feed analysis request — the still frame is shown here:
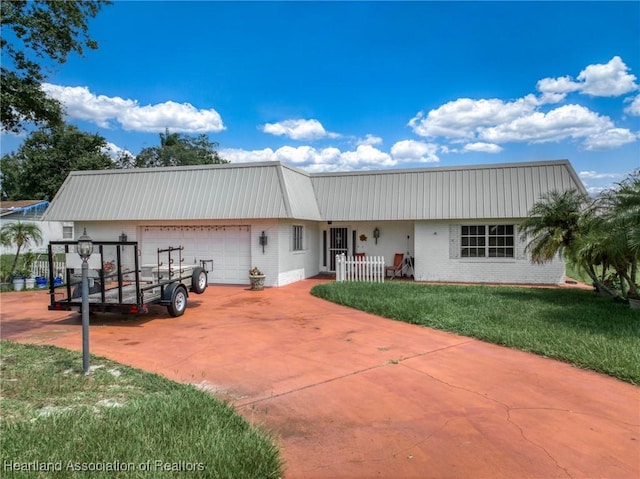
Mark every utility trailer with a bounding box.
[48,240,208,317]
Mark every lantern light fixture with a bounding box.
[76,228,94,260]
[259,231,268,253]
[373,227,380,244]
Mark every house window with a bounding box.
[293,225,303,251]
[461,225,514,258]
[62,226,73,239]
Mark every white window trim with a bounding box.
[292,225,304,252]
[459,224,516,260]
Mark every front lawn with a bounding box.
[311,282,640,385]
[0,341,282,479]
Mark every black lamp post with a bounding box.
[76,228,93,375]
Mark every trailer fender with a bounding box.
[164,283,188,317]
[191,267,207,294]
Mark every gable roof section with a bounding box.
[43,159,585,222]
[43,162,321,221]
[311,160,586,221]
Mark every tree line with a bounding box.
[0,126,228,201]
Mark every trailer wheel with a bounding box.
[167,285,188,317]
[191,267,207,294]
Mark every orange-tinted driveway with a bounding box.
[2,280,639,478]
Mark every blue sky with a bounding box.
[2,1,639,193]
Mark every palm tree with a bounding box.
[519,189,619,295]
[519,189,588,263]
[0,221,43,275]
[597,170,640,298]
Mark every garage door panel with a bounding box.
[141,226,250,285]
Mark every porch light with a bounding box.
[259,231,268,253]
[76,228,94,259]
[373,227,380,244]
[119,232,128,242]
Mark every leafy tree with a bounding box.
[135,129,228,167]
[0,221,42,275]
[0,124,114,200]
[1,0,110,133]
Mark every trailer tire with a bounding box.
[191,267,207,294]
[166,284,188,317]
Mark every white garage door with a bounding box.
[140,226,251,284]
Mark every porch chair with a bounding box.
[385,253,404,279]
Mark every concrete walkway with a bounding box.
[1,280,638,478]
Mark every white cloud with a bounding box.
[273,145,318,164]
[262,118,339,141]
[409,96,539,139]
[463,142,503,154]
[579,170,622,180]
[390,140,440,163]
[624,94,640,115]
[478,104,613,144]
[340,145,395,168]
[219,144,395,172]
[119,101,224,133]
[582,128,638,150]
[537,56,638,102]
[472,104,636,149]
[219,147,275,164]
[536,76,581,104]
[41,83,225,133]
[578,170,625,196]
[407,57,638,155]
[577,56,638,97]
[102,142,134,160]
[357,134,383,146]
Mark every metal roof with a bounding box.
[43,160,586,222]
[43,162,321,221]
[311,160,586,221]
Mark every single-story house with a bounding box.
[0,200,68,256]
[42,159,587,287]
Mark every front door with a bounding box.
[329,227,348,271]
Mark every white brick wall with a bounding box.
[414,221,565,285]
[248,219,280,287]
[275,219,319,286]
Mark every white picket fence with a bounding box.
[32,260,65,278]
[335,254,385,283]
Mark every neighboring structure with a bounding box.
[0,200,68,255]
[42,159,587,287]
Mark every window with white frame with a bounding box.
[461,225,514,258]
[62,226,73,239]
[293,225,303,251]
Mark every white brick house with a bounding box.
[42,159,586,287]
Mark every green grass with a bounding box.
[0,341,282,479]
[311,282,640,385]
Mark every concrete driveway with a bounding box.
[1,280,639,478]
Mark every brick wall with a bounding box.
[414,221,565,285]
